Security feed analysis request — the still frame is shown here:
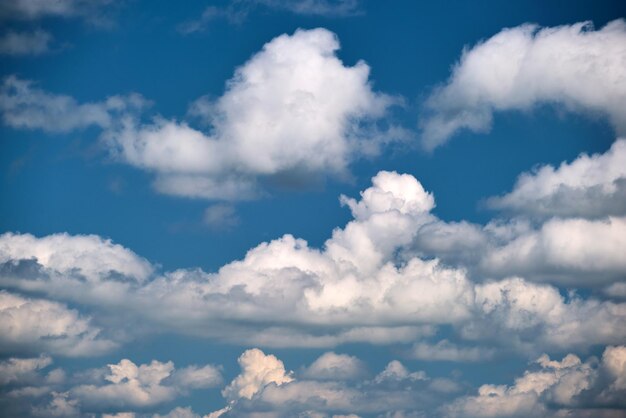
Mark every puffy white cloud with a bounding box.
[0,290,116,356]
[222,348,293,401]
[445,346,626,417]
[421,20,626,149]
[302,352,367,380]
[373,360,427,384]
[71,358,222,410]
[487,139,626,218]
[0,76,147,133]
[103,28,401,199]
[0,232,153,283]
[0,29,52,55]
[1,171,625,353]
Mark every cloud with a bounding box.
[222,348,293,401]
[0,290,116,356]
[410,340,494,362]
[445,346,626,417]
[0,0,116,23]
[203,204,240,230]
[0,29,52,55]
[302,352,367,381]
[179,0,361,34]
[0,76,147,133]
[373,360,427,384]
[420,19,626,149]
[487,139,626,218]
[103,28,401,200]
[1,172,626,354]
[0,356,52,385]
[71,358,222,410]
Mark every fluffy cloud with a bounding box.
[0,356,52,385]
[104,28,400,199]
[71,358,222,410]
[0,290,116,356]
[445,346,626,417]
[0,29,52,55]
[1,171,625,354]
[222,349,293,401]
[487,139,626,218]
[420,20,626,149]
[0,76,147,133]
[210,349,452,417]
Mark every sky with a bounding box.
[1,0,626,417]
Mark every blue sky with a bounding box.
[1,1,626,417]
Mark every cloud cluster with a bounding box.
[1,171,625,355]
[420,19,626,148]
[446,346,626,418]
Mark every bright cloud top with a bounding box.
[420,19,626,149]
[105,27,400,199]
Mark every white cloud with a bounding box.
[373,360,427,384]
[445,346,626,417]
[487,139,626,218]
[0,29,52,55]
[71,358,222,410]
[222,348,293,401]
[1,172,626,353]
[0,76,147,133]
[0,0,116,22]
[203,204,240,230]
[420,19,626,149]
[302,352,367,380]
[104,28,400,199]
[0,290,116,356]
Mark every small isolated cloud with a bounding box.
[0,290,116,357]
[0,29,52,55]
[0,0,118,24]
[420,19,626,149]
[179,0,361,34]
[203,204,239,230]
[487,138,626,219]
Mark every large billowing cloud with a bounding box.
[1,171,625,354]
[0,290,116,357]
[104,28,400,199]
[420,19,626,149]
[487,138,626,218]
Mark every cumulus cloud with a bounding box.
[420,19,626,149]
[103,28,400,199]
[0,356,52,385]
[1,171,626,354]
[445,346,626,417]
[487,138,626,218]
[0,29,52,55]
[0,290,116,356]
[210,349,452,417]
[71,358,222,410]
[0,76,147,133]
